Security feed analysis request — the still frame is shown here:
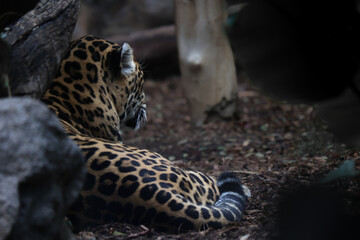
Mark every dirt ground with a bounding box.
[76,75,360,240]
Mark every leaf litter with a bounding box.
[76,76,360,240]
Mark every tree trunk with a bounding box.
[174,0,238,126]
[2,0,81,98]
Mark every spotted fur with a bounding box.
[42,35,250,232]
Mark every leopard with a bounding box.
[42,35,250,232]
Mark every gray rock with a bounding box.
[0,97,85,240]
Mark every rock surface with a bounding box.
[0,97,85,240]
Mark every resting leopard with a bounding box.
[42,35,250,232]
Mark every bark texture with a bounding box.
[175,0,238,126]
[2,0,81,98]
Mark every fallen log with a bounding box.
[107,25,179,78]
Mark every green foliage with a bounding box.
[321,159,360,183]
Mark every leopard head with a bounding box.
[43,36,147,141]
[109,41,147,131]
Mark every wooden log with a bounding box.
[174,0,238,126]
[108,25,176,62]
[107,25,179,78]
[2,0,81,98]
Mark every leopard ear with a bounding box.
[120,42,136,76]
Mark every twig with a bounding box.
[233,170,260,175]
[126,225,150,239]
